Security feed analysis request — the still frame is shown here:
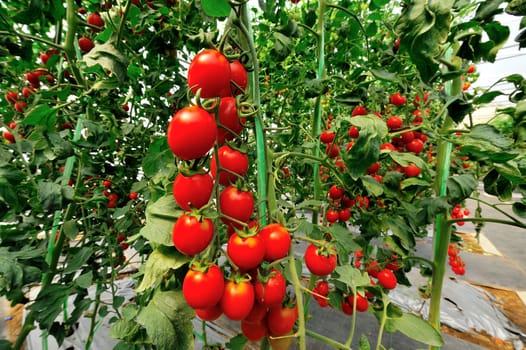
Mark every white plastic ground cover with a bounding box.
[390,270,526,350]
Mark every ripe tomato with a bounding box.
[259,223,291,261]
[187,49,231,98]
[347,293,369,312]
[405,138,424,154]
[183,265,224,309]
[304,243,337,277]
[348,125,359,138]
[210,145,249,186]
[87,13,104,30]
[403,163,421,177]
[390,92,407,106]
[220,280,255,321]
[352,105,367,116]
[227,233,265,271]
[325,143,340,158]
[14,101,27,113]
[195,303,222,321]
[167,106,217,160]
[173,172,213,210]
[326,209,339,223]
[219,186,254,228]
[78,37,95,53]
[467,64,476,74]
[244,301,268,323]
[5,91,18,104]
[2,131,15,144]
[229,60,248,96]
[217,97,243,144]
[328,185,344,200]
[377,268,397,289]
[386,116,403,130]
[266,303,298,336]
[338,208,351,222]
[172,214,214,255]
[319,130,335,144]
[241,319,267,342]
[254,269,286,307]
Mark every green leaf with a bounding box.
[21,105,57,128]
[75,271,93,289]
[361,175,384,196]
[83,38,129,83]
[38,180,62,212]
[512,202,526,218]
[140,195,182,246]
[136,246,189,292]
[64,247,93,274]
[474,0,506,21]
[110,319,142,341]
[142,137,175,178]
[327,224,361,254]
[389,151,427,169]
[447,174,477,202]
[474,91,504,105]
[28,284,72,330]
[458,124,517,163]
[400,177,430,189]
[151,290,194,325]
[507,0,526,15]
[137,291,194,350]
[393,313,444,346]
[62,220,78,240]
[272,32,293,60]
[447,98,473,123]
[386,216,416,250]
[226,334,248,350]
[333,265,371,291]
[201,0,231,17]
[370,69,399,82]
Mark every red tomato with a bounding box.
[14,101,27,113]
[403,163,421,177]
[325,143,340,158]
[243,301,268,323]
[254,269,287,307]
[319,130,335,144]
[338,208,351,222]
[87,13,104,31]
[467,64,476,74]
[328,185,344,200]
[377,268,397,289]
[390,92,407,106]
[183,265,224,309]
[5,91,18,104]
[405,138,424,154]
[241,319,267,342]
[229,60,248,96]
[187,49,231,98]
[304,243,337,277]
[326,209,339,223]
[173,172,213,210]
[346,293,369,312]
[78,37,94,53]
[210,145,249,186]
[220,280,255,321]
[266,303,298,336]
[386,116,403,130]
[259,223,291,261]
[219,186,254,228]
[227,233,265,271]
[348,125,359,138]
[217,97,243,144]
[172,214,214,255]
[2,131,15,144]
[352,105,367,116]
[195,303,222,321]
[167,106,217,160]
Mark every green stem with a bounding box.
[312,0,327,225]
[375,297,389,350]
[447,216,526,229]
[428,49,461,350]
[85,282,102,350]
[288,246,306,350]
[305,329,351,350]
[239,4,269,226]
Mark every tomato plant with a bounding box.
[1,1,525,350]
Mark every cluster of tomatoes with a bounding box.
[77,12,105,53]
[321,184,370,225]
[451,203,470,226]
[448,243,466,275]
[165,48,302,343]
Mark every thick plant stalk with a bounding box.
[311,0,327,220]
[240,3,269,226]
[428,55,462,350]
